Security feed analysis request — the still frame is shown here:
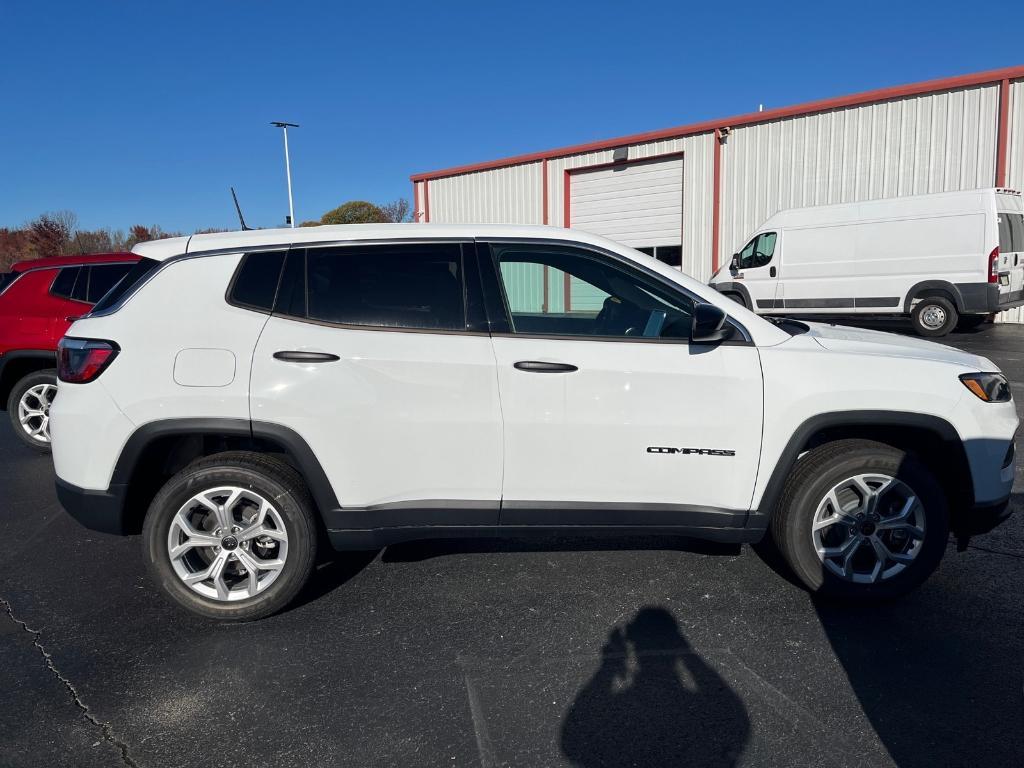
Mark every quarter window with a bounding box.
[491,243,695,340]
[737,232,777,269]
[87,264,133,303]
[282,244,466,331]
[229,251,287,311]
[50,267,83,300]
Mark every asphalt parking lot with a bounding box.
[2,320,1023,768]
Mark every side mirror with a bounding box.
[730,254,740,271]
[691,302,734,344]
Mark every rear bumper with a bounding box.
[55,477,129,535]
[956,283,1024,313]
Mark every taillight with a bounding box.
[57,338,119,383]
[989,247,1000,284]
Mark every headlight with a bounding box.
[960,372,1011,402]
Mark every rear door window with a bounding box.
[292,244,466,330]
[1001,213,1024,253]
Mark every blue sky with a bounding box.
[2,0,1021,232]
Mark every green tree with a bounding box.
[320,201,388,225]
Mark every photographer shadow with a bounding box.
[561,606,749,767]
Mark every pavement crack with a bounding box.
[965,544,1024,560]
[0,596,141,768]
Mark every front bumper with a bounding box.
[55,477,130,535]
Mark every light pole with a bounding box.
[271,121,299,227]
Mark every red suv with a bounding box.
[0,252,139,451]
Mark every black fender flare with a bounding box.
[903,280,964,314]
[747,410,970,531]
[110,418,341,514]
[712,281,752,309]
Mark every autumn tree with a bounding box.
[320,201,388,225]
[379,198,411,223]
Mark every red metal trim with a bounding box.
[424,180,430,223]
[996,78,1011,187]
[412,181,420,223]
[561,151,686,231]
[562,169,571,228]
[411,65,1024,182]
[712,130,722,273]
[542,158,549,225]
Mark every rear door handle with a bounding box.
[514,361,578,373]
[273,351,340,363]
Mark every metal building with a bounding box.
[411,65,1024,319]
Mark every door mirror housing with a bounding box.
[730,254,740,272]
[691,303,734,344]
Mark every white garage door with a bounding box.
[568,156,683,249]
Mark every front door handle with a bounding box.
[769,266,777,277]
[514,361,578,373]
[273,351,340,363]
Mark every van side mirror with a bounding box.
[730,254,740,272]
[691,303,734,344]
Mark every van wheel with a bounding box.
[143,451,318,621]
[911,297,957,337]
[770,439,948,600]
[7,369,57,452]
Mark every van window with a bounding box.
[298,244,466,330]
[737,233,777,269]
[999,213,1024,253]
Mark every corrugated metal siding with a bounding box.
[549,134,716,280]
[996,79,1024,323]
[413,180,427,221]
[720,84,1000,262]
[429,162,543,224]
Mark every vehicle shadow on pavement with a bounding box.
[559,606,750,767]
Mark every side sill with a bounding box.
[327,524,762,551]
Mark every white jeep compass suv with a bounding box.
[51,225,1018,620]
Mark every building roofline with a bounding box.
[410,64,1024,182]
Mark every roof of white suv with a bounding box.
[131,223,630,262]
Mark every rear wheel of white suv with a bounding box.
[143,452,318,621]
[771,439,948,600]
[7,369,57,452]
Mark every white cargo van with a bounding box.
[710,188,1024,336]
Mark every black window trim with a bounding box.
[478,237,752,346]
[737,232,777,271]
[266,240,487,337]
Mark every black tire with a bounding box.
[6,369,57,453]
[770,439,948,600]
[143,451,318,621]
[911,296,958,337]
[956,314,988,331]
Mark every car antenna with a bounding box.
[230,186,251,231]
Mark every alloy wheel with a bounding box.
[18,383,56,444]
[811,473,926,584]
[167,486,289,601]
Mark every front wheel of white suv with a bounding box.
[143,452,318,621]
[770,439,949,600]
